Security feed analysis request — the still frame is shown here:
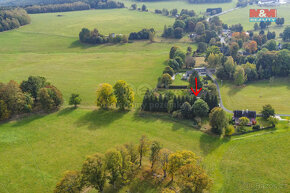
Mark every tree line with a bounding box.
[24,0,124,14]
[188,0,231,3]
[0,8,30,32]
[79,28,129,44]
[54,135,212,193]
[0,76,63,122]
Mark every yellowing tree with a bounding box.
[96,83,116,109]
[54,170,82,193]
[113,80,134,110]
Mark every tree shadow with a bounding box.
[75,109,128,130]
[57,107,75,116]
[11,114,46,127]
[199,133,230,156]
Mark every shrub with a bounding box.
[252,125,260,130]
[225,125,235,136]
[172,110,183,119]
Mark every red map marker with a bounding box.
[190,77,202,96]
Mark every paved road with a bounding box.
[206,7,240,22]
[206,69,290,117]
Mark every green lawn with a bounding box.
[121,0,238,14]
[220,77,290,114]
[0,5,289,193]
[0,108,288,193]
[18,9,174,37]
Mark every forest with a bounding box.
[0,8,30,32]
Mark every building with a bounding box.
[233,110,257,125]
[182,67,207,80]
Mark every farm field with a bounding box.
[120,0,238,14]
[0,108,289,193]
[0,3,289,193]
[220,77,290,114]
[220,4,290,35]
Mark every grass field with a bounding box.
[0,5,289,193]
[0,108,289,193]
[220,4,290,36]
[220,77,290,114]
[121,0,238,14]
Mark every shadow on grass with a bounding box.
[11,114,46,127]
[57,107,75,116]
[75,109,129,130]
[199,133,230,156]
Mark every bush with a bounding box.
[38,86,63,111]
[172,110,183,119]
[252,125,260,130]
[225,125,235,136]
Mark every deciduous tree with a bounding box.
[96,83,116,109]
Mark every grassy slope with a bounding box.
[220,78,290,114]
[0,6,289,193]
[0,108,288,193]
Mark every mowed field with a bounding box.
[0,108,289,193]
[0,6,289,193]
[120,0,238,14]
[220,78,290,114]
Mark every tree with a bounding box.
[259,21,266,29]
[20,76,47,100]
[209,107,228,136]
[105,149,122,188]
[96,83,116,109]
[113,80,134,110]
[239,117,249,126]
[185,55,196,69]
[245,40,257,54]
[195,22,205,35]
[225,125,235,136]
[159,73,172,88]
[158,148,171,178]
[0,80,27,114]
[138,135,150,167]
[163,66,175,77]
[174,27,183,39]
[169,46,179,59]
[173,20,185,29]
[69,93,81,108]
[149,31,155,42]
[81,154,106,192]
[54,170,82,193]
[261,104,275,119]
[197,42,207,53]
[177,163,212,193]
[189,71,202,89]
[230,42,239,59]
[282,26,290,42]
[38,85,63,111]
[268,116,278,127]
[254,23,259,31]
[191,99,209,118]
[234,66,247,86]
[0,100,10,121]
[180,102,192,119]
[141,4,147,11]
[168,150,198,181]
[150,141,162,170]
[131,4,137,10]
[264,39,276,51]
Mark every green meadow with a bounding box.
[0,108,289,193]
[0,4,289,193]
[220,78,290,114]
